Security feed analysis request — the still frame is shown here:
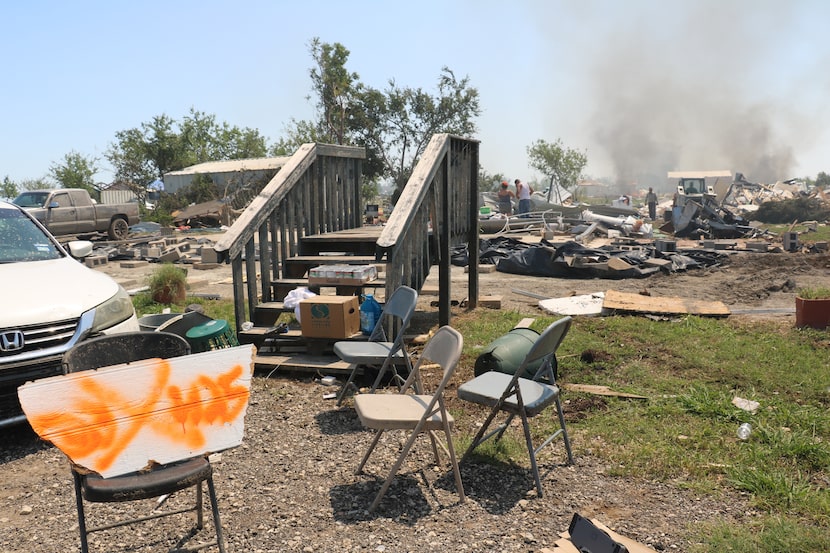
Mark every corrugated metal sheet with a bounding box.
[163,156,290,194]
[101,189,137,205]
[165,157,290,176]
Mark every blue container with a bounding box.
[359,294,382,335]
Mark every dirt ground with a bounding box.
[1,232,828,552]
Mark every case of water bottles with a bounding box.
[308,264,378,286]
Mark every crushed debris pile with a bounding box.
[454,237,728,279]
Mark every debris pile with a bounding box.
[464,237,729,280]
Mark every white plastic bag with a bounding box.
[283,287,317,324]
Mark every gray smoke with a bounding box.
[557,2,819,189]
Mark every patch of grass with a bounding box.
[448,311,830,552]
[765,222,830,243]
[692,516,830,553]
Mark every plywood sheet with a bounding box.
[603,289,730,317]
[18,345,255,478]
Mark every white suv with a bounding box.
[0,200,138,428]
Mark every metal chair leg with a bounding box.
[73,471,90,553]
[205,476,226,553]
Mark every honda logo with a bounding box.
[0,331,25,352]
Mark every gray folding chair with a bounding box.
[353,325,465,511]
[334,285,418,405]
[61,331,226,553]
[457,316,574,496]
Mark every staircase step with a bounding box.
[270,278,386,302]
[269,279,322,302]
[251,302,292,326]
[299,229,381,256]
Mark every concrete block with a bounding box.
[746,242,769,252]
[141,246,162,258]
[200,246,219,264]
[655,239,676,253]
[84,255,108,268]
[192,262,222,270]
[782,231,799,252]
[120,260,149,269]
[814,241,828,252]
[160,227,174,236]
[158,247,181,263]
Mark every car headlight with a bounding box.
[89,287,135,333]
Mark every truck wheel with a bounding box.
[108,218,129,240]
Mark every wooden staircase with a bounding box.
[239,227,387,374]
[212,136,482,377]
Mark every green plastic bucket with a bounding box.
[474,327,542,379]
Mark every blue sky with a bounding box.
[2,0,828,190]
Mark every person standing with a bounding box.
[515,179,533,216]
[496,181,515,215]
[645,187,658,221]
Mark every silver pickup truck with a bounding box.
[13,188,140,240]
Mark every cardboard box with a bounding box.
[299,296,360,339]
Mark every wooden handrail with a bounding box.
[213,143,366,330]
[377,134,480,326]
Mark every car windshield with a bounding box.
[0,209,62,263]
[12,191,50,208]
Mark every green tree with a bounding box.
[49,151,100,198]
[308,38,359,145]
[19,177,53,191]
[283,39,480,202]
[350,67,481,199]
[527,138,588,202]
[814,171,830,189]
[479,168,508,192]
[1,176,19,200]
[107,109,269,203]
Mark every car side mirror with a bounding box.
[48,201,60,209]
[67,240,93,259]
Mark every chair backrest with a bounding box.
[399,325,463,396]
[369,285,418,342]
[515,316,572,383]
[63,331,191,373]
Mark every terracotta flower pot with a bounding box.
[795,296,830,329]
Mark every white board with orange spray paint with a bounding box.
[18,345,255,478]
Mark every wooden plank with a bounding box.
[253,353,354,374]
[18,345,255,479]
[562,383,648,400]
[602,289,730,317]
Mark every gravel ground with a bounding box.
[3,242,826,552]
[1,373,758,553]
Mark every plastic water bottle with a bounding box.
[359,294,382,335]
[737,423,752,440]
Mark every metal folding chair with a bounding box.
[334,285,418,405]
[353,326,465,511]
[457,317,574,496]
